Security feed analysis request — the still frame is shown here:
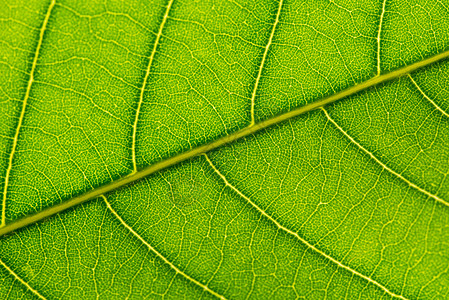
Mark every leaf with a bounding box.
[0,0,448,299]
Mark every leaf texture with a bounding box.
[1,0,449,299]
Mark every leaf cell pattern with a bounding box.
[0,0,449,299]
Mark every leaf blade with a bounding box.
[1,49,448,237]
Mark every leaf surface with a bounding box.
[1,0,449,299]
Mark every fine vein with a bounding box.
[321,107,449,207]
[203,154,407,300]
[0,49,448,237]
[102,196,226,300]
[131,0,174,172]
[0,258,47,299]
[1,0,56,226]
[377,0,387,75]
[249,0,284,126]
[407,74,449,117]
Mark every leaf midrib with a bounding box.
[1,49,448,237]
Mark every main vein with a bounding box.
[131,0,174,172]
[0,49,448,237]
[1,0,56,226]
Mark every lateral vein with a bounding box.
[102,196,227,300]
[377,0,387,75]
[131,0,174,172]
[203,154,408,300]
[321,107,449,207]
[0,49,448,237]
[249,0,284,126]
[407,74,449,117]
[1,0,56,226]
[0,258,47,299]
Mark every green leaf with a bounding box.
[1,0,448,299]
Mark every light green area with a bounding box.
[0,0,449,299]
[0,261,39,300]
[1,200,217,299]
[135,0,278,167]
[380,0,449,71]
[0,0,50,222]
[412,61,449,114]
[255,0,380,120]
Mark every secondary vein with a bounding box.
[0,258,47,299]
[131,0,174,172]
[102,195,227,300]
[377,0,388,75]
[321,107,449,207]
[203,154,408,300]
[0,49,448,237]
[407,74,449,117]
[249,0,284,126]
[1,0,56,227]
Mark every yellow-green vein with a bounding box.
[321,107,448,207]
[1,0,56,227]
[377,0,388,75]
[102,195,226,299]
[131,0,174,172]
[0,49,448,237]
[407,74,449,118]
[0,258,47,299]
[249,0,284,126]
[202,153,408,300]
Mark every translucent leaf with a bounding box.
[1,0,449,299]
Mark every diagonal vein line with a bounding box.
[1,0,56,226]
[203,154,408,300]
[249,0,284,126]
[103,195,225,299]
[131,0,174,172]
[376,0,387,75]
[407,74,449,117]
[0,49,449,237]
[101,195,226,300]
[321,107,449,207]
[0,258,47,299]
